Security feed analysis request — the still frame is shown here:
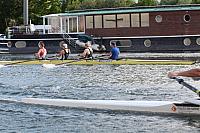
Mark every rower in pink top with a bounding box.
[35,41,47,60]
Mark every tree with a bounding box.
[177,0,192,4]
[0,0,23,33]
[61,0,69,12]
[67,0,82,10]
[117,0,136,7]
[192,0,200,4]
[29,0,61,24]
[137,0,159,6]
[160,0,178,5]
[80,0,96,9]
[80,0,135,9]
[160,0,193,5]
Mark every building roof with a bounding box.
[42,4,200,18]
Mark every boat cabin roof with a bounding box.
[42,4,200,18]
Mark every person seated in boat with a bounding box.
[168,68,200,80]
[80,42,93,59]
[35,41,47,60]
[57,42,70,60]
[109,42,120,60]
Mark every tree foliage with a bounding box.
[0,0,23,33]
[137,0,159,6]
[160,0,178,5]
[160,0,193,5]
[177,0,192,4]
[192,0,200,4]
[29,0,61,24]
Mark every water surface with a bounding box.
[0,63,199,132]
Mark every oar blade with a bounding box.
[0,64,5,68]
[42,64,57,69]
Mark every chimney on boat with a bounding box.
[23,0,28,25]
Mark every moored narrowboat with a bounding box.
[1,5,200,54]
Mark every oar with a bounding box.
[191,60,200,65]
[171,77,200,97]
[46,55,59,60]
[42,57,85,68]
[0,59,35,68]
[94,55,124,61]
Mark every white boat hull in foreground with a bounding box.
[21,98,200,115]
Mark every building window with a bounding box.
[103,15,116,28]
[86,16,93,29]
[78,16,84,32]
[141,13,149,27]
[117,14,130,28]
[131,14,140,27]
[94,15,102,28]
[155,15,162,23]
[184,14,191,22]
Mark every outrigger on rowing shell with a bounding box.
[20,77,200,115]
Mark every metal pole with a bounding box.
[23,0,28,25]
[43,17,46,34]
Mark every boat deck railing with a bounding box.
[63,33,77,48]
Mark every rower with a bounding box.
[109,42,120,60]
[168,68,200,95]
[168,68,200,80]
[57,42,70,60]
[80,42,93,59]
[35,41,47,60]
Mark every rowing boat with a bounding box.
[0,78,198,116]
[19,77,200,116]
[0,59,194,65]
[21,98,200,115]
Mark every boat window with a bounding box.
[117,14,130,28]
[65,18,68,33]
[155,15,162,23]
[15,41,26,48]
[110,40,132,48]
[48,17,60,33]
[94,15,102,28]
[69,17,77,32]
[7,41,12,48]
[86,16,94,29]
[144,39,151,47]
[183,38,191,46]
[78,16,84,32]
[62,17,67,33]
[184,14,191,22]
[103,15,116,28]
[131,14,140,27]
[141,13,149,27]
[196,38,200,45]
